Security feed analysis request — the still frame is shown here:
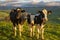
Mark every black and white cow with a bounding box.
[10,8,28,36]
[27,9,52,39]
[27,14,35,37]
[10,9,18,36]
[17,9,28,36]
[36,9,52,39]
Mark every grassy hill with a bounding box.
[0,7,60,40]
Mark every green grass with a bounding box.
[0,8,60,40]
[0,11,9,17]
[0,21,60,40]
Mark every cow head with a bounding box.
[38,9,52,21]
[16,7,22,13]
[42,9,52,21]
[42,8,52,15]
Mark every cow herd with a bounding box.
[10,7,52,40]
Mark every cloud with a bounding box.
[6,0,17,2]
[0,0,60,7]
[0,0,17,2]
[42,0,54,2]
[0,0,5,1]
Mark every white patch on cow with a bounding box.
[42,9,48,21]
[41,24,44,29]
[30,15,35,24]
[14,26,16,29]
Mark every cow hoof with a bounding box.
[41,38,44,40]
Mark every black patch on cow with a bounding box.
[10,9,18,26]
[27,14,31,24]
[34,11,45,25]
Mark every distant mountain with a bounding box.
[0,1,60,7]
[46,1,60,6]
[15,1,60,7]
[0,6,17,10]
[0,1,60,10]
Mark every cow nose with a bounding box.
[31,20,34,24]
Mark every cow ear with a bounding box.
[38,11,42,13]
[48,11,52,14]
[21,10,25,13]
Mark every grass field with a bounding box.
[0,8,60,40]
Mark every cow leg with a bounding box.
[32,25,35,36]
[21,25,23,32]
[13,26,17,36]
[18,24,22,36]
[30,27,32,37]
[41,28,44,40]
[37,28,40,39]
[36,24,40,39]
[29,24,33,37]
[29,24,34,37]
[30,21,35,37]
[13,23,17,36]
[31,21,35,37]
[40,25,45,40]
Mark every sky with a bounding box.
[0,0,60,6]
[0,0,60,2]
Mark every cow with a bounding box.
[17,9,28,36]
[35,9,52,40]
[27,14,35,37]
[27,8,52,39]
[10,9,18,36]
[10,8,28,36]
